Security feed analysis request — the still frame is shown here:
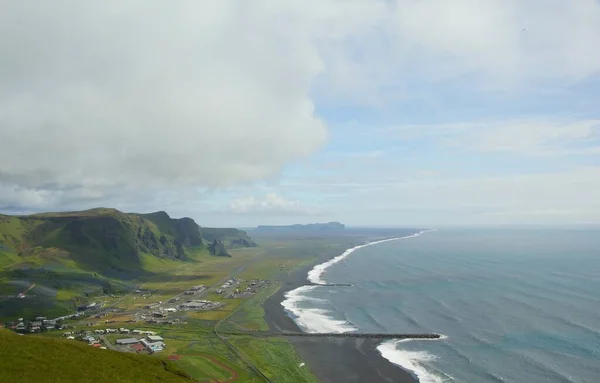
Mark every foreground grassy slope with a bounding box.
[0,329,192,383]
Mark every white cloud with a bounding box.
[0,1,328,203]
[230,193,320,216]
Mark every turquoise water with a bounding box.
[284,228,600,382]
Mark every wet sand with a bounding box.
[263,262,418,383]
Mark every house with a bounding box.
[164,308,177,313]
[116,338,140,345]
[95,329,105,335]
[67,336,75,340]
[105,329,116,334]
[119,328,130,334]
[141,331,156,336]
[140,339,164,353]
[147,335,163,342]
[83,336,99,344]
[132,330,142,335]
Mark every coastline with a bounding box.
[263,254,418,383]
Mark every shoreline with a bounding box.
[263,248,419,383]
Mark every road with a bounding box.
[98,334,124,352]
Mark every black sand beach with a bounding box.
[264,262,418,383]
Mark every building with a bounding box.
[140,339,164,353]
[116,338,139,345]
[132,330,142,335]
[147,335,163,342]
[164,308,177,313]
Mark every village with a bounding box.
[62,328,168,354]
[2,276,272,357]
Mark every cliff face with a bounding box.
[0,208,256,273]
[200,227,257,248]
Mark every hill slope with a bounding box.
[0,208,256,319]
[0,329,192,383]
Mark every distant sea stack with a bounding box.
[256,222,345,232]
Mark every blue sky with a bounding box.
[1,1,600,227]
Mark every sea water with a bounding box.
[282,228,600,382]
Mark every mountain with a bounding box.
[255,222,345,232]
[0,329,192,383]
[0,208,256,319]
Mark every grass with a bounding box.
[55,289,80,300]
[174,355,233,382]
[223,283,280,331]
[0,329,193,383]
[228,336,318,383]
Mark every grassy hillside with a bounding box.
[0,208,256,320]
[0,329,192,383]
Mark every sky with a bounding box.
[1,1,600,227]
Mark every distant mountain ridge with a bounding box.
[256,222,345,232]
[0,208,255,269]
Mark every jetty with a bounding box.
[275,332,441,339]
[221,331,441,340]
[285,282,353,287]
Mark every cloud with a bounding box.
[388,119,600,156]
[0,1,328,207]
[230,193,320,216]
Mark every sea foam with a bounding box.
[281,285,357,333]
[377,339,449,383]
[308,230,431,285]
[282,230,432,334]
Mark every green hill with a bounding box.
[0,329,192,383]
[0,208,256,319]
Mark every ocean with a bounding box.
[282,228,600,382]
